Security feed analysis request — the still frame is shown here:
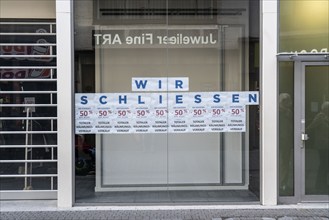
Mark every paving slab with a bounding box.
[0,201,328,220]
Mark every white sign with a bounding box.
[24,97,36,113]
[75,92,258,134]
[132,77,189,91]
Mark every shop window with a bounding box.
[75,0,260,204]
[279,0,329,53]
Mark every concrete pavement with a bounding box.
[0,200,328,220]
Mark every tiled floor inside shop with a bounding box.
[75,176,259,204]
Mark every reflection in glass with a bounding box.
[279,0,329,53]
[278,62,294,196]
[305,66,329,195]
[74,0,260,203]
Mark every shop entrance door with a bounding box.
[295,61,329,202]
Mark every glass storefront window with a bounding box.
[74,0,260,204]
[279,0,329,53]
[278,62,294,197]
[304,65,329,195]
[278,0,329,199]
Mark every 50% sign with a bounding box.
[134,109,150,117]
[173,109,189,116]
[115,109,132,117]
[210,108,226,116]
[154,109,168,117]
[78,110,94,118]
[193,109,207,116]
[228,107,245,116]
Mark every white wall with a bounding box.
[260,0,278,205]
[0,0,55,18]
[56,0,74,208]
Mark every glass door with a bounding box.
[298,62,329,202]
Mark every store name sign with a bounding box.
[94,33,217,45]
[285,48,328,54]
[93,29,219,47]
[75,77,259,134]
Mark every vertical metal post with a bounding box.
[24,108,30,190]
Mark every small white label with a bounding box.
[24,97,36,113]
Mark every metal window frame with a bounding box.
[54,0,279,207]
[278,57,329,204]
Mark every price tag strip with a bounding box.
[75,92,258,134]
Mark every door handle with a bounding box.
[301,133,309,141]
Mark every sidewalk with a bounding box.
[0,200,328,220]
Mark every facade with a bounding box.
[0,0,328,207]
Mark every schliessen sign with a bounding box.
[75,77,259,134]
